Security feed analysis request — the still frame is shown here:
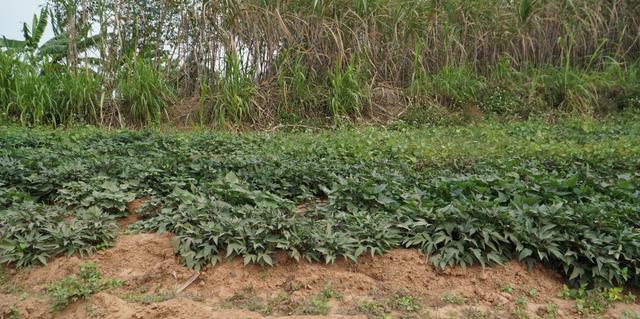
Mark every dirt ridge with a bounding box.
[2,233,639,319]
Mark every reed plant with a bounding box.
[116,57,175,126]
[0,0,638,127]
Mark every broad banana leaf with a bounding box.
[0,38,26,49]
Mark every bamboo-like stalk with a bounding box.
[3,0,640,127]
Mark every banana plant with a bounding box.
[0,6,103,65]
[0,7,49,53]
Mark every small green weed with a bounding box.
[1,307,21,319]
[0,265,6,288]
[535,303,559,319]
[296,294,331,315]
[46,262,122,311]
[441,292,466,305]
[320,283,343,300]
[356,291,422,319]
[388,291,421,313]
[603,287,636,303]
[224,285,338,316]
[559,284,636,315]
[357,300,389,319]
[511,296,528,319]
[83,303,100,318]
[461,307,492,319]
[621,310,640,319]
[499,283,514,293]
[264,292,300,315]
[225,286,269,314]
[295,283,343,315]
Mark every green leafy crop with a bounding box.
[1,114,639,288]
[0,202,117,267]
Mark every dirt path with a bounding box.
[2,233,639,319]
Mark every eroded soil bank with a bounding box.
[2,233,639,319]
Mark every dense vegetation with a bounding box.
[1,2,639,316]
[1,113,639,289]
[1,0,639,127]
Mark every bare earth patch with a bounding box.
[2,233,639,319]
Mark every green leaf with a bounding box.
[224,172,240,184]
[569,266,585,281]
[0,38,27,49]
[262,254,273,266]
[518,248,533,260]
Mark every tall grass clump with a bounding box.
[198,77,211,127]
[542,67,603,114]
[407,60,640,118]
[7,71,102,126]
[116,57,175,126]
[0,51,102,126]
[207,53,256,126]
[328,58,369,119]
[419,65,487,110]
[596,62,640,111]
[532,62,640,114]
[0,51,21,122]
[275,50,326,120]
[54,71,102,125]
[0,51,101,125]
[0,52,17,101]
[6,61,57,126]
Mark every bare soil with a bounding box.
[1,233,639,319]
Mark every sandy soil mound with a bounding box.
[13,233,191,293]
[2,233,639,319]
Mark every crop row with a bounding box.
[0,117,639,288]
